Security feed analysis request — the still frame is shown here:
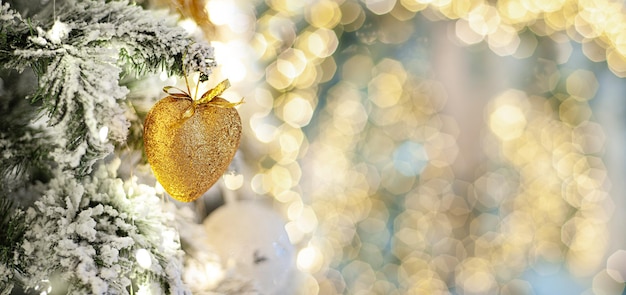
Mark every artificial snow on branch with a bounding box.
[0,0,222,293]
[0,117,53,194]
[0,198,25,295]
[19,158,189,295]
[0,0,216,175]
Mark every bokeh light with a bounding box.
[198,0,626,293]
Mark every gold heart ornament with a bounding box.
[143,79,242,202]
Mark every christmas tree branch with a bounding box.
[0,70,55,193]
[0,1,222,293]
[0,3,30,67]
[1,0,216,175]
[0,198,26,295]
[0,121,53,194]
[19,159,190,295]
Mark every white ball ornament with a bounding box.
[203,200,295,294]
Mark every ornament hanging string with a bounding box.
[163,80,243,107]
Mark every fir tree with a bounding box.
[0,0,249,294]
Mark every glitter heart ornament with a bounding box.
[143,80,242,202]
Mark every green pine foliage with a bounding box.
[0,0,218,293]
[0,0,215,176]
[0,198,26,295]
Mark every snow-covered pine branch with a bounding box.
[0,1,224,293]
[0,120,53,194]
[0,198,26,295]
[19,158,189,295]
[1,0,216,175]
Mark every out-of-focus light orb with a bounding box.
[250,116,278,143]
[342,54,374,87]
[285,220,305,244]
[368,73,404,108]
[271,131,304,165]
[318,57,337,83]
[498,1,531,22]
[253,88,275,116]
[559,97,592,126]
[551,34,574,64]
[513,30,538,59]
[98,126,109,143]
[456,258,497,294]
[582,39,607,62]
[273,136,299,166]
[251,33,269,59]
[468,4,501,36]
[206,0,236,26]
[427,0,452,8]
[566,70,599,100]
[500,279,535,295]
[607,250,626,282]
[455,18,484,45]
[400,0,427,12]
[392,141,428,176]
[212,40,254,83]
[365,0,396,15]
[306,0,341,28]
[297,246,323,273]
[488,25,521,56]
[135,248,152,269]
[178,18,199,34]
[561,217,609,276]
[267,0,306,15]
[266,62,291,90]
[276,48,307,79]
[268,164,293,192]
[389,1,416,21]
[282,96,314,128]
[286,199,303,221]
[206,0,254,34]
[575,121,606,154]
[223,172,244,190]
[607,48,626,77]
[261,14,297,55]
[489,103,527,141]
[221,58,247,83]
[250,172,271,195]
[295,206,318,234]
[593,270,626,295]
[340,1,366,31]
[333,98,369,135]
[473,171,514,209]
[307,28,339,58]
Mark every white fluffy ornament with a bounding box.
[203,200,295,294]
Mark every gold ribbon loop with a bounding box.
[163,79,243,108]
[163,86,191,98]
[198,79,231,104]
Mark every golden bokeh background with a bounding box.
[178,0,626,293]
